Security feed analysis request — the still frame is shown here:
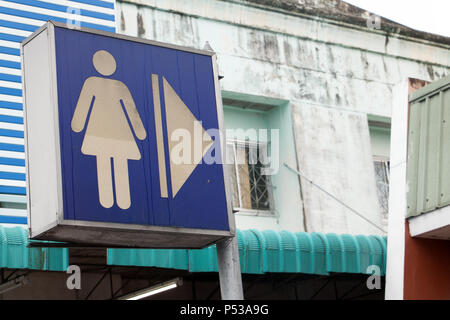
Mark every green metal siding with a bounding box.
[108,230,387,276]
[0,226,68,271]
[407,75,450,218]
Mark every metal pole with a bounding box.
[216,235,244,300]
[203,40,243,300]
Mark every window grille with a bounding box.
[373,157,390,227]
[226,140,274,214]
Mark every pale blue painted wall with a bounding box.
[222,92,305,232]
[369,127,391,158]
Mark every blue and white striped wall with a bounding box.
[0,0,117,225]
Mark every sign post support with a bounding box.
[204,41,244,300]
[216,236,244,300]
[23,23,245,299]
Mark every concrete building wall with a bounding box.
[222,99,304,232]
[116,0,450,235]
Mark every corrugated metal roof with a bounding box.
[108,230,387,276]
[0,225,68,271]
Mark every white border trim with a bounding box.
[385,80,409,300]
[408,206,450,239]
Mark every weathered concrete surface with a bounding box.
[119,0,450,67]
[117,0,450,235]
[292,106,382,234]
[241,0,450,46]
[118,0,449,118]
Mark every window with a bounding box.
[226,140,274,214]
[368,117,391,229]
[373,156,390,227]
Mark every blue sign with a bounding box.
[53,26,229,232]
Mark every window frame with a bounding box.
[226,139,275,217]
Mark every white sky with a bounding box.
[344,0,450,37]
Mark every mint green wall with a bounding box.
[223,106,269,142]
[222,91,305,232]
[265,102,304,230]
[369,127,390,158]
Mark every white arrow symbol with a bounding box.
[152,74,214,198]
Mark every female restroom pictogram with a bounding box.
[71,50,147,210]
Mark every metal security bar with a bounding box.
[226,140,274,214]
[373,157,389,227]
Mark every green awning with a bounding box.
[108,230,387,276]
[0,226,386,275]
[0,226,68,271]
